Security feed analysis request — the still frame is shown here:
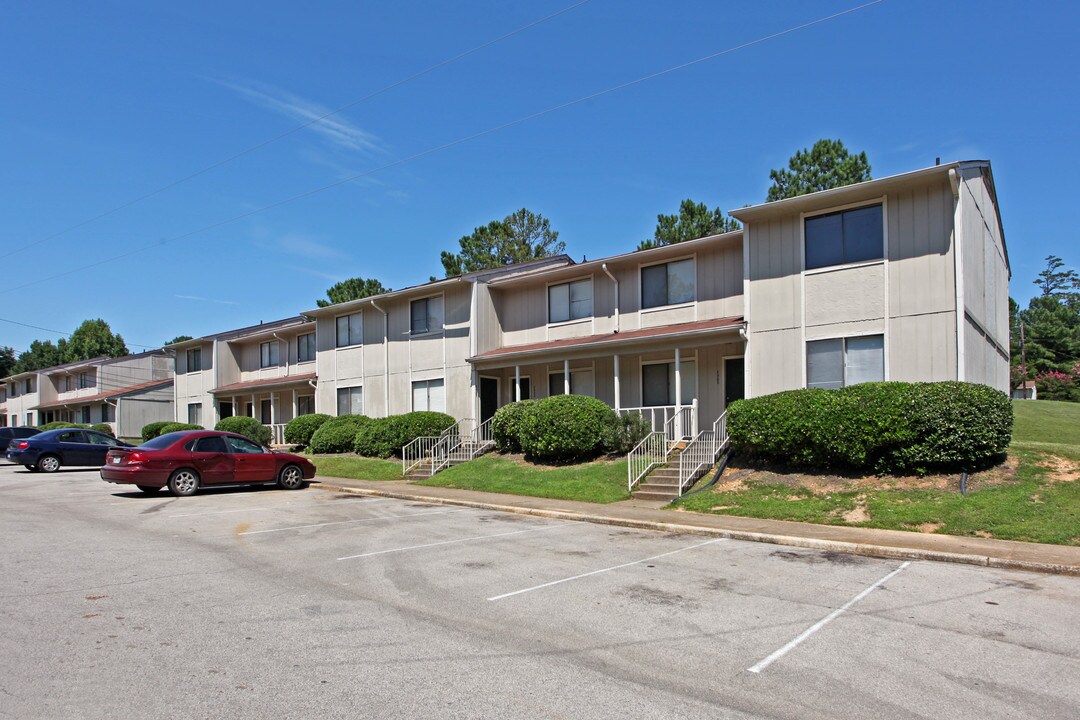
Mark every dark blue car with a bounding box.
[5,429,132,473]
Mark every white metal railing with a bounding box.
[676,411,730,495]
[627,431,671,492]
[619,399,698,440]
[403,422,461,476]
[434,417,495,472]
[269,423,287,445]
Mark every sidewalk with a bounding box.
[312,475,1080,576]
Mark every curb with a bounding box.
[315,483,1080,577]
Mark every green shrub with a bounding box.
[141,421,173,442]
[284,413,331,447]
[491,400,536,452]
[90,423,115,436]
[216,416,272,446]
[38,421,89,431]
[310,415,372,454]
[727,381,1012,474]
[600,412,652,454]
[353,417,400,458]
[518,394,617,462]
[158,422,203,436]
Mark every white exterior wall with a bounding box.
[173,340,217,426]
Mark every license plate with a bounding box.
[112,457,121,464]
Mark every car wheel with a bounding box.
[135,485,162,495]
[277,464,305,490]
[38,455,61,473]
[167,469,200,497]
[25,465,39,473]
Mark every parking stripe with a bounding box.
[747,561,911,673]
[337,523,571,560]
[487,538,725,601]
[239,508,467,535]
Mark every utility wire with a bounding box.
[0,0,595,261]
[1,0,885,297]
[0,316,158,350]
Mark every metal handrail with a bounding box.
[268,423,287,445]
[676,411,729,494]
[627,431,669,492]
[429,417,494,475]
[620,399,698,440]
[402,420,469,476]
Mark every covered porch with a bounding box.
[213,373,317,444]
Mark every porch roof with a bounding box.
[212,373,317,394]
[469,316,743,364]
[31,378,173,410]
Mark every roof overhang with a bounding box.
[212,373,318,395]
[31,379,173,410]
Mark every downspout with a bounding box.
[601,263,619,333]
[370,300,389,416]
[949,167,965,382]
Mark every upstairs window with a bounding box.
[410,296,444,335]
[336,313,362,348]
[548,279,592,323]
[804,204,883,270]
[806,335,884,390]
[297,333,316,363]
[79,371,93,389]
[186,348,202,372]
[260,341,280,368]
[25,379,32,394]
[641,259,695,309]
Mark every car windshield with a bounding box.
[140,433,185,450]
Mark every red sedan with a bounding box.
[100,430,317,497]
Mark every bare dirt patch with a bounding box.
[1038,455,1080,485]
[842,499,871,523]
[918,523,944,533]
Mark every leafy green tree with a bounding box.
[440,208,565,277]
[64,319,128,362]
[166,335,193,345]
[316,276,389,308]
[0,346,15,378]
[766,139,872,201]
[638,199,740,251]
[12,339,65,374]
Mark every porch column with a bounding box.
[674,348,682,437]
[233,396,238,419]
[251,394,256,418]
[613,354,621,411]
[270,392,277,425]
[514,365,521,402]
[563,359,570,395]
[292,389,298,419]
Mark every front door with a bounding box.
[480,377,499,422]
[724,357,745,408]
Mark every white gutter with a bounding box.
[601,263,619,332]
[949,167,965,382]
[370,300,390,415]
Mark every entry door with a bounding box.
[480,377,499,423]
[724,358,745,408]
[518,377,531,401]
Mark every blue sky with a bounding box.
[1,0,1075,354]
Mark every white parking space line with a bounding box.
[337,523,572,560]
[168,498,388,518]
[747,561,911,674]
[239,508,467,535]
[488,538,726,601]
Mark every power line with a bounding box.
[0,0,594,261]
[0,0,885,298]
[0,316,159,350]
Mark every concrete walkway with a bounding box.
[312,475,1080,576]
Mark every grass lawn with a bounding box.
[310,454,403,481]
[417,454,630,504]
[671,400,1080,546]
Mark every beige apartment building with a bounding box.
[170,160,1008,447]
[1,351,174,437]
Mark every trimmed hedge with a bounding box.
[491,400,536,453]
[141,421,173,442]
[352,412,455,458]
[215,416,272,446]
[310,415,372,454]
[90,423,115,436]
[158,422,203,435]
[518,394,617,462]
[38,422,89,431]
[600,412,652,454]
[727,381,1012,474]
[284,413,331,447]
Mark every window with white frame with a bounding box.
[188,403,202,426]
[79,371,93,389]
[25,379,33,394]
[806,335,884,390]
[297,395,315,416]
[336,313,362,348]
[804,204,883,270]
[547,369,595,397]
[260,341,280,368]
[297,333,316,363]
[411,379,445,412]
[186,347,202,372]
[548,278,592,323]
[337,386,363,416]
[641,258,695,309]
[641,360,697,407]
[410,296,444,335]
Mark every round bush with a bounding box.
[90,423,115,436]
[38,422,89,431]
[310,415,372,454]
[727,381,1012,474]
[600,412,652,454]
[518,395,617,462]
[397,412,455,446]
[353,417,400,458]
[284,413,331,447]
[158,422,203,436]
[215,416,272,446]
[491,400,536,452]
[141,421,173,442]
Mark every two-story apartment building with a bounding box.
[2,351,174,436]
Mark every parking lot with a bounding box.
[1,463,1078,719]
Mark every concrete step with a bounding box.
[639,479,681,490]
[633,491,679,502]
